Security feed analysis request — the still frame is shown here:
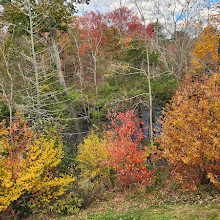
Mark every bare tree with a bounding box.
[27,0,41,117]
[0,26,15,131]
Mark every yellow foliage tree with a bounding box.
[190,25,219,74]
[0,113,74,212]
[77,131,110,181]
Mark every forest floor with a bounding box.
[27,177,220,220]
[74,204,219,220]
[66,186,220,220]
[28,190,220,219]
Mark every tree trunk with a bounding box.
[73,35,88,121]
[51,29,80,133]
[146,49,153,146]
[27,0,40,118]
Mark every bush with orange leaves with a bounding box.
[158,73,220,190]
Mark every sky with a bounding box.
[76,0,219,34]
[76,0,219,15]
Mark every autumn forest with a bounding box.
[0,0,219,219]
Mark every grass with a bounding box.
[75,205,220,220]
[25,173,220,220]
[68,190,220,220]
[31,203,220,220]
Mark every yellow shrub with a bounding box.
[0,115,74,212]
[77,131,110,180]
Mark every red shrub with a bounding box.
[104,109,154,187]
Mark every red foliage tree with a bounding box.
[106,7,154,40]
[104,109,154,187]
[73,7,154,60]
[74,11,108,56]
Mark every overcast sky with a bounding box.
[76,0,219,34]
[76,0,218,14]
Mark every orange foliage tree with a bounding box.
[0,112,74,212]
[190,25,219,74]
[190,2,220,75]
[158,73,220,190]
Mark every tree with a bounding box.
[0,7,73,122]
[106,7,154,40]
[190,25,219,75]
[1,0,90,131]
[105,109,154,187]
[0,31,13,125]
[73,11,108,96]
[158,73,220,189]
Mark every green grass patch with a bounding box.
[74,204,220,220]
